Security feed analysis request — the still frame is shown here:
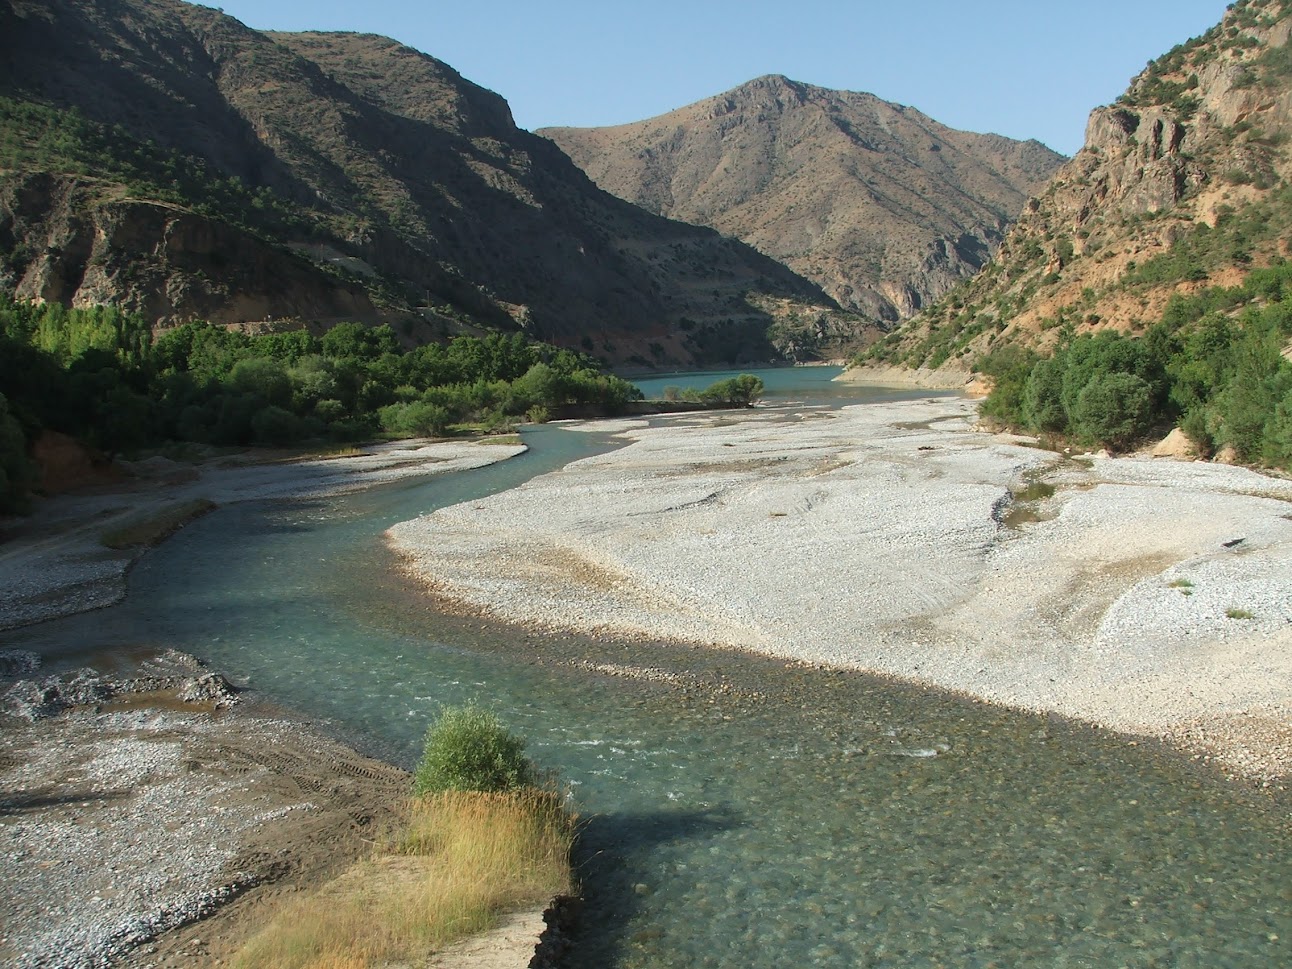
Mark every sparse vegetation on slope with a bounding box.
[864,0,1292,376]
[1,0,846,367]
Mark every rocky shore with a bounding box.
[0,648,410,969]
[388,398,1292,785]
[0,438,541,969]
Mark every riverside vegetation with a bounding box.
[234,705,574,969]
[0,297,640,511]
[974,260,1292,463]
[852,0,1292,468]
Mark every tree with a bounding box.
[1021,357,1066,432]
[701,374,764,406]
[1071,372,1155,449]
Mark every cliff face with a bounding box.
[0,0,858,367]
[541,77,1065,323]
[1,173,378,329]
[876,0,1292,371]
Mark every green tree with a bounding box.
[1071,372,1156,449]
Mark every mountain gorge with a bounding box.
[874,0,1292,374]
[541,77,1064,324]
[0,0,858,367]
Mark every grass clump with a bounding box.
[233,791,575,969]
[234,706,575,969]
[1225,607,1256,619]
[414,704,536,795]
[100,498,216,548]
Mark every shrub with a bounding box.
[413,705,536,795]
[1071,372,1156,449]
[251,405,308,446]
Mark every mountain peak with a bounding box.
[541,80,1064,322]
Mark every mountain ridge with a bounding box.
[0,0,861,367]
[540,75,1065,324]
[868,0,1292,374]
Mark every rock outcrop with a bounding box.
[873,0,1292,370]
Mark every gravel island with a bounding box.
[389,398,1292,784]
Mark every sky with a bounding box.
[207,0,1230,156]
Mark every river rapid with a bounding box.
[10,370,1290,968]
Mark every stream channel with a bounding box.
[11,368,1292,967]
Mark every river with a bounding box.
[10,369,1290,968]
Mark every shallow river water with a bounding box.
[12,373,1291,967]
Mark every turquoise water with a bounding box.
[6,381,1290,968]
[628,365,935,406]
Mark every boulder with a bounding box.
[1151,427,1199,460]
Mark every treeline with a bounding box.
[0,298,640,511]
[976,261,1292,466]
[662,373,765,407]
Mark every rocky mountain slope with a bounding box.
[541,77,1064,324]
[0,0,859,367]
[870,0,1292,373]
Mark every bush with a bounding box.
[701,373,764,406]
[1071,372,1156,449]
[413,705,537,795]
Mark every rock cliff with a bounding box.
[874,0,1292,371]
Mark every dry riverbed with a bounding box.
[0,438,551,969]
[389,398,1292,786]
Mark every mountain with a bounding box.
[869,0,1292,373]
[540,77,1065,324]
[0,0,858,368]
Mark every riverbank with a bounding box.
[0,438,553,968]
[0,650,412,969]
[388,398,1292,785]
[0,438,526,631]
[832,363,974,391]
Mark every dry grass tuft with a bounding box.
[233,790,575,969]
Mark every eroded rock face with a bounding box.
[1,174,379,328]
[885,0,1292,366]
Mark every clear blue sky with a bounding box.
[208,0,1229,156]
